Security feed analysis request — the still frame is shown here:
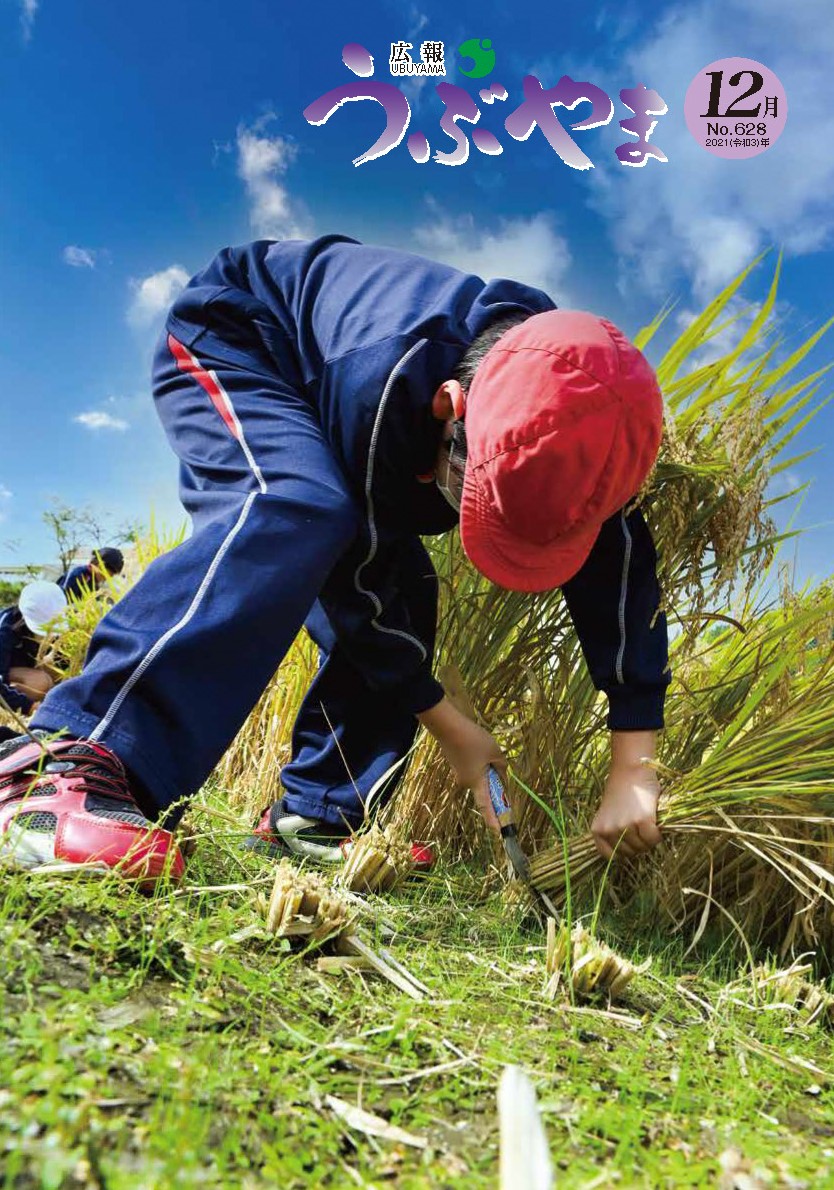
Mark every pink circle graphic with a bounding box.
[684,57,787,159]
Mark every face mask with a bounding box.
[436,469,461,513]
[435,419,467,512]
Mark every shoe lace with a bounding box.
[2,738,131,803]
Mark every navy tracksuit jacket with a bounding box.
[0,606,39,715]
[34,236,670,827]
[59,565,95,601]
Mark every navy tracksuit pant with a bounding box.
[33,332,437,828]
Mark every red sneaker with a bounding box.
[409,842,435,872]
[0,733,184,884]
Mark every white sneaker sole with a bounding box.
[0,826,109,875]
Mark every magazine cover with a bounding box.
[2,2,833,1185]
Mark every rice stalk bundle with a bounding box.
[264,860,352,944]
[526,589,834,953]
[544,919,644,1000]
[340,824,415,893]
[500,878,536,915]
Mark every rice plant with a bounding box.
[387,258,833,861]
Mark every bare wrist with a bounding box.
[417,695,462,741]
[610,729,657,770]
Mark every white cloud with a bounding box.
[768,468,804,498]
[75,411,130,432]
[0,486,11,499]
[236,120,310,239]
[128,265,189,328]
[20,0,37,41]
[400,71,435,105]
[592,3,641,43]
[407,6,429,36]
[586,0,834,301]
[414,203,572,300]
[62,245,97,269]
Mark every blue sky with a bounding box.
[1,0,833,584]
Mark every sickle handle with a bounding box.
[487,765,516,832]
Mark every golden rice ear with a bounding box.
[340,825,415,894]
[264,860,351,945]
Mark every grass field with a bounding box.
[2,794,833,1189]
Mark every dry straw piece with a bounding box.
[501,879,536,915]
[262,862,428,996]
[735,959,834,1026]
[265,860,351,944]
[340,824,415,893]
[544,919,646,1001]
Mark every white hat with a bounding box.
[18,581,68,636]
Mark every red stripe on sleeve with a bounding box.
[168,333,240,441]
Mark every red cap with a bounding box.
[459,310,663,592]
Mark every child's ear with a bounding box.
[431,379,465,420]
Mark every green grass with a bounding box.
[2,798,834,1188]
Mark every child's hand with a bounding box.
[417,696,505,831]
[591,730,661,860]
[440,720,506,832]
